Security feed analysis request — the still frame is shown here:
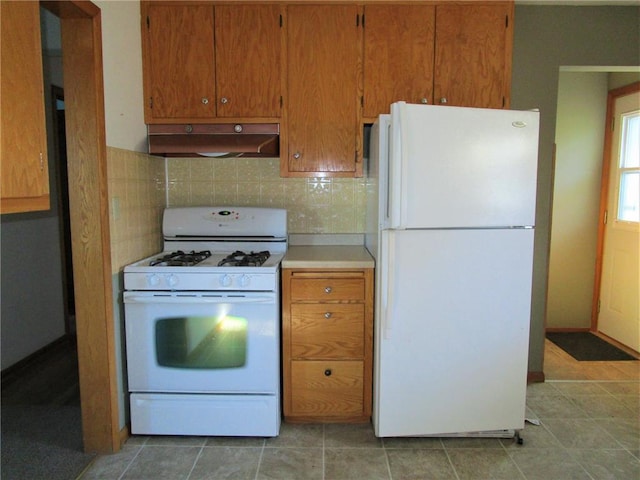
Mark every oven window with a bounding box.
[155,316,247,369]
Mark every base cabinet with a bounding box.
[282,268,373,422]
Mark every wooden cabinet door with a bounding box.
[0,1,50,214]
[215,5,282,118]
[144,4,215,121]
[363,5,435,120]
[433,3,513,109]
[286,5,362,176]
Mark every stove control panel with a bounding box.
[124,272,277,291]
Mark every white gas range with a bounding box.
[123,206,287,437]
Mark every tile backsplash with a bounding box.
[107,152,369,272]
[107,147,165,273]
[167,157,369,234]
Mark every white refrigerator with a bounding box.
[365,101,539,438]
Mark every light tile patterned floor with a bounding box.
[79,341,639,479]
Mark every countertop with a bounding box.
[282,245,374,269]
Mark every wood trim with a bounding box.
[545,327,590,333]
[527,371,544,384]
[42,0,120,454]
[591,81,640,332]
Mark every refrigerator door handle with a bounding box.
[381,231,395,339]
[388,103,406,229]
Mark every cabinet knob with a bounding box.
[220,97,228,104]
[420,97,428,104]
[293,152,301,160]
[324,312,332,319]
[201,97,209,105]
[324,369,332,377]
[439,97,448,104]
[324,286,332,294]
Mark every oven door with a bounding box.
[124,291,279,394]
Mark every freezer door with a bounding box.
[373,228,534,437]
[389,102,539,229]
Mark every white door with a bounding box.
[389,102,539,229]
[374,228,534,437]
[598,89,640,352]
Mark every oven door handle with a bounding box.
[124,294,275,304]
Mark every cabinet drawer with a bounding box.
[290,361,364,416]
[290,277,365,302]
[291,304,364,359]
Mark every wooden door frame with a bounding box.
[591,81,640,331]
[40,0,120,453]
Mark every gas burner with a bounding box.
[150,250,211,267]
[218,250,271,267]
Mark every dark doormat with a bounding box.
[546,332,636,361]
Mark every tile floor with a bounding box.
[79,340,639,480]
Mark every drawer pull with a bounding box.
[324,312,332,319]
[324,286,332,294]
[324,369,332,377]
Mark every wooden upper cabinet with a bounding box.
[142,2,282,123]
[215,4,282,118]
[434,3,513,109]
[284,4,362,177]
[144,3,216,121]
[0,1,50,214]
[363,5,435,120]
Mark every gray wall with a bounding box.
[511,5,640,374]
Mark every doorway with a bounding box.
[51,86,76,334]
[594,82,640,352]
[41,0,120,453]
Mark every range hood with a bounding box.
[147,123,279,158]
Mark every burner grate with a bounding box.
[150,250,211,267]
[218,250,271,267]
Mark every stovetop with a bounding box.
[125,250,284,273]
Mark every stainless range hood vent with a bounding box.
[148,123,279,158]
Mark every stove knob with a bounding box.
[220,274,232,287]
[239,275,250,287]
[147,274,161,287]
[166,274,178,287]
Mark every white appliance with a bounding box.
[123,206,287,437]
[365,102,539,439]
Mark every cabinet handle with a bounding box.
[324,312,332,319]
[439,97,448,104]
[420,97,428,104]
[201,97,209,105]
[293,152,301,160]
[324,369,332,377]
[220,97,228,104]
[324,286,332,294]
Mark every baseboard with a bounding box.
[545,327,590,333]
[1,334,77,386]
[527,371,545,384]
[119,425,130,449]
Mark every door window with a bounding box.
[617,111,639,223]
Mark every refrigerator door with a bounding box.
[388,102,539,229]
[373,228,534,437]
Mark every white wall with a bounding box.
[94,0,146,152]
[546,71,608,329]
